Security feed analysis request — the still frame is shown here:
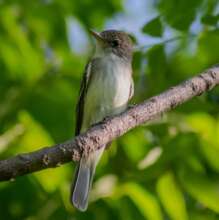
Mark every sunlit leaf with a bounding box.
[179,169,219,213]
[119,182,163,220]
[16,111,68,192]
[157,172,188,220]
[35,165,69,193]
[17,111,54,152]
[0,124,24,154]
[186,113,219,171]
[1,7,45,82]
[120,128,150,162]
[197,29,219,64]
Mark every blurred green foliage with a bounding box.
[1,0,219,219]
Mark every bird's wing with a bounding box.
[75,61,93,136]
[75,60,133,135]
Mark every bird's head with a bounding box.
[90,29,133,61]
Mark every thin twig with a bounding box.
[134,33,197,52]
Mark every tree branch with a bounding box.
[135,33,196,51]
[1,65,219,181]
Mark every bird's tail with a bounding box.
[71,147,104,211]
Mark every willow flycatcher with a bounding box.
[71,29,134,211]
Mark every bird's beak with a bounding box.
[89,30,106,43]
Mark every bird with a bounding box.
[71,29,134,211]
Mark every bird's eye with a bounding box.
[111,40,119,47]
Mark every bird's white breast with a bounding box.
[81,54,132,131]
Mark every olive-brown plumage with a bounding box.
[71,29,134,211]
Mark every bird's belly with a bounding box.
[82,63,131,130]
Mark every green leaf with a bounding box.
[157,172,188,220]
[142,17,163,37]
[119,182,163,220]
[34,165,69,192]
[120,127,150,162]
[201,14,219,26]
[179,169,219,213]
[158,0,202,31]
[17,111,54,152]
[186,112,219,171]
[1,7,45,82]
[16,111,67,192]
[147,45,166,75]
[146,45,167,94]
[197,29,219,64]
